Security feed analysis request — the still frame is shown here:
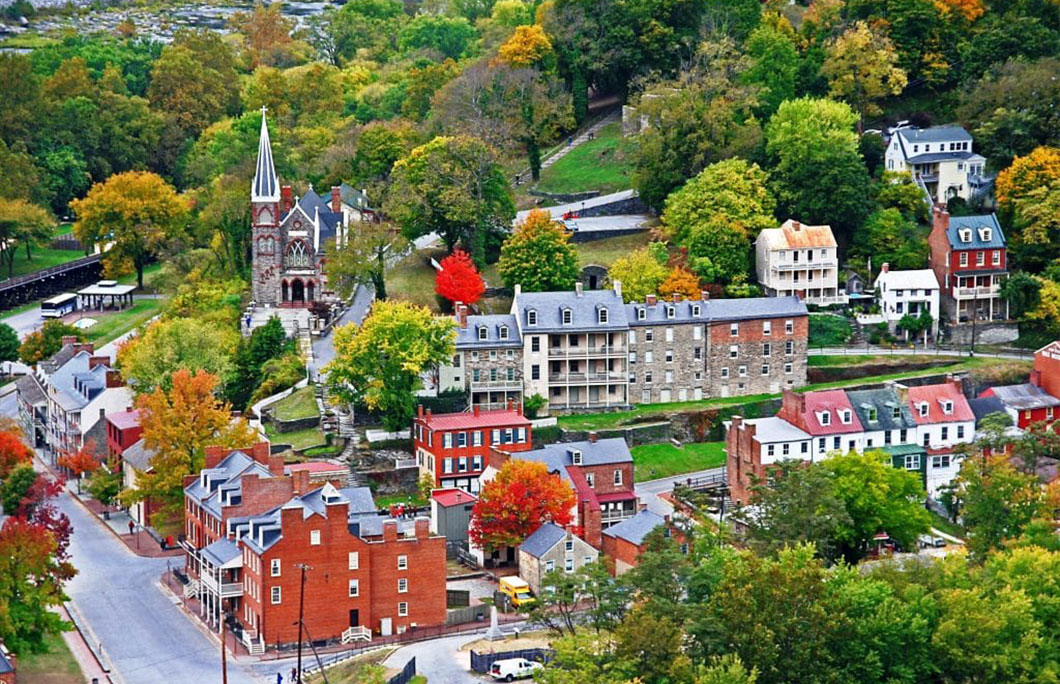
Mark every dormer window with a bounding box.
[918,402,929,417]
[959,229,972,243]
[691,304,700,317]
[941,399,953,415]
[498,325,509,340]
[868,408,878,422]
[636,307,646,321]
[818,411,831,426]
[598,308,608,324]
[562,308,572,325]
[570,449,582,465]
[839,410,852,425]
[891,405,901,419]
[527,309,537,326]
[980,228,992,242]
[477,326,487,341]
[666,306,675,318]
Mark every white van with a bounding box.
[489,657,543,681]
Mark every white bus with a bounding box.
[41,292,78,319]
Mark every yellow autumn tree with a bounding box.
[934,0,985,22]
[607,247,670,303]
[498,209,580,292]
[1026,277,1060,336]
[122,369,258,533]
[996,146,1060,211]
[658,267,702,300]
[496,24,553,68]
[820,21,907,128]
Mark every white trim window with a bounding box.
[271,586,281,604]
[310,530,321,545]
[348,552,359,570]
[397,555,408,571]
[398,602,409,617]
[398,578,408,593]
[270,559,281,577]
[349,579,359,597]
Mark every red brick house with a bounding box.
[482,434,636,556]
[105,409,142,457]
[980,341,1060,429]
[601,510,684,575]
[413,403,531,493]
[927,206,1008,323]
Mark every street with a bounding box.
[635,467,725,515]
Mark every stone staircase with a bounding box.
[242,629,265,656]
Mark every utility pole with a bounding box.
[295,563,312,683]
[221,609,228,684]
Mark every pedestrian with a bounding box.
[290,666,297,683]
[276,673,282,684]
[567,136,573,147]
[128,520,135,536]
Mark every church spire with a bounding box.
[252,107,279,202]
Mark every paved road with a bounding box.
[309,284,374,376]
[1,293,164,341]
[515,189,639,223]
[635,467,725,515]
[55,489,261,684]
[382,633,487,684]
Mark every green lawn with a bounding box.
[388,251,442,311]
[305,647,395,684]
[632,441,726,482]
[264,423,328,451]
[80,298,166,345]
[17,629,84,684]
[558,356,1020,431]
[375,491,427,508]
[930,511,965,539]
[575,231,654,267]
[809,314,854,346]
[0,246,85,282]
[271,385,319,421]
[534,123,635,195]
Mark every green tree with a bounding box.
[324,300,456,431]
[349,120,420,187]
[117,318,239,393]
[849,208,926,272]
[147,29,240,138]
[0,323,18,374]
[632,40,763,210]
[398,15,477,59]
[527,567,582,636]
[71,171,187,289]
[323,0,407,63]
[18,320,84,365]
[606,246,669,303]
[0,198,53,277]
[742,18,800,118]
[85,466,122,508]
[0,53,40,145]
[0,464,38,515]
[953,453,1046,559]
[875,172,930,222]
[498,209,580,292]
[386,135,514,266]
[1001,271,1042,319]
[612,605,693,683]
[0,517,75,654]
[324,222,405,301]
[226,317,292,411]
[194,174,251,278]
[696,654,758,684]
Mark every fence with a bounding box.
[810,344,1034,361]
[469,648,552,674]
[50,237,85,251]
[446,603,488,626]
[447,589,470,608]
[388,657,416,684]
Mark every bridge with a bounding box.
[0,254,103,312]
[677,471,728,493]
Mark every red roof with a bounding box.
[432,488,477,507]
[595,491,636,503]
[106,409,141,431]
[285,461,347,474]
[907,382,974,424]
[801,390,863,435]
[417,408,530,431]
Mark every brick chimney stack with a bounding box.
[425,408,431,423]
[672,293,681,303]
[414,517,430,540]
[281,185,293,214]
[61,335,78,346]
[932,204,950,235]
[701,290,710,301]
[646,294,657,307]
[791,220,801,231]
[473,405,480,417]
[456,303,468,329]
[88,355,110,370]
[330,186,341,213]
[881,262,890,273]
[383,520,398,542]
[417,405,424,419]
[588,431,597,444]
[105,370,123,388]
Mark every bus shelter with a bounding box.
[77,280,136,311]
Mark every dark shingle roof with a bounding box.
[122,438,155,471]
[519,522,567,558]
[15,373,46,406]
[456,314,522,349]
[602,510,665,545]
[846,388,918,431]
[896,124,972,145]
[969,396,1008,423]
[990,384,1060,411]
[514,289,628,332]
[625,296,807,326]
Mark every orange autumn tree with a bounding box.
[57,439,100,493]
[435,249,485,306]
[470,459,576,552]
[658,266,702,300]
[0,429,32,480]
[124,368,258,532]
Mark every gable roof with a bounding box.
[801,389,863,435]
[602,510,665,546]
[757,219,837,250]
[946,214,1005,250]
[456,314,522,349]
[874,269,940,291]
[419,407,529,431]
[122,438,156,472]
[46,351,115,411]
[519,522,568,558]
[896,124,972,145]
[906,382,975,424]
[15,373,46,406]
[846,388,918,431]
[989,383,1060,411]
[969,396,1008,423]
[107,408,141,431]
[514,289,628,332]
[742,416,811,444]
[432,488,477,507]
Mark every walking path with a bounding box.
[538,110,619,171]
[809,345,1033,361]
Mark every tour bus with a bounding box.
[40,292,78,319]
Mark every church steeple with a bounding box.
[252,107,280,203]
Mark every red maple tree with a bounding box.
[0,430,33,480]
[57,439,100,493]
[469,459,576,552]
[435,250,485,305]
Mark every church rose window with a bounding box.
[286,240,310,268]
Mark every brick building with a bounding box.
[981,341,1060,429]
[105,409,142,456]
[601,510,684,575]
[438,283,809,413]
[481,435,637,562]
[927,206,1008,323]
[727,379,975,503]
[517,523,598,595]
[235,484,446,646]
[412,403,531,493]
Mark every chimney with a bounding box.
[61,335,77,346]
[1030,368,1042,388]
[72,342,94,355]
[947,374,964,394]
[672,293,681,303]
[575,282,583,297]
[382,520,398,542]
[881,262,890,273]
[267,453,284,476]
[456,304,468,329]
[330,186,341,213]
[638,501,648,512]
[281,185,293,214]
[425,408,431,423]
[292,469,311,495]
[514,284,521,297]
[414,516,430,540]
[105,369,123,388]
[588,431,597,444]
[791,220,801,231]
[701,290,710,301]
[88,355,110,370]
[646,294,657,307]
[932,204,950,236]
[473,405,480,417]
[417,405,424,419]
[664,514,671,524]
[613,279,622,299]
[507,398,514,412]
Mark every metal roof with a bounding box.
[846,388,918,431]
[455,314,523,349]
[743,416,811,443]
[514,289,629,332]
[122,438,155,472]
[896,124,973,144]
[969,396,1008,422]
[906,383,975,424]
[432,488,477,507]
[989,383,1060,411]
[946,214,1006,250]
[418,408,530,431]
[601,510,665,546]
[519,522,567,558]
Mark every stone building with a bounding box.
[518,523,598,595]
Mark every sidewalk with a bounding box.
[53,604,111,684]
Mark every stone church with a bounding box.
[250,111,371,307]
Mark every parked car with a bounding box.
[918,534,947,549]
[489,657,543,681]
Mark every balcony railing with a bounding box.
[601,509,636,524]
[342,626,372,643]
[955,286,1000,299]
[548,344,624,357]
[200,573,243,598]
[771,260,837,271]
[548,372,627,384]
[808,295,849,305]
[469,378,522,390]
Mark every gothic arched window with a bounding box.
[285,240,310,268]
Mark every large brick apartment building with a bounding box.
[439,283,809,413]
[182,444,446,650]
